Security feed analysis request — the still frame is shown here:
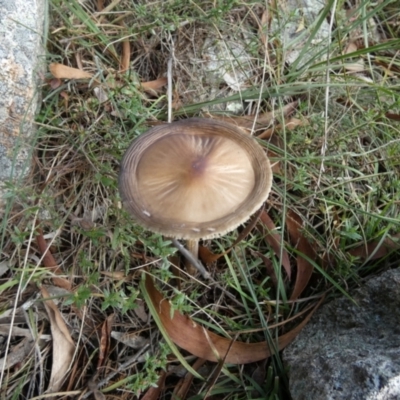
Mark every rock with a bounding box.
[0,0,46,207]
[203,38,254,92]
[202,37,255,114]
[284,268,400,400]
[269,0,331,67]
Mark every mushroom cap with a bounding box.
[119,118,272,240]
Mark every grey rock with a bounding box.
[0,0,46,206]
[269,0,330,67]
[284,268,400,400]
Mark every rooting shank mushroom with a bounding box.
[119,118,272,275]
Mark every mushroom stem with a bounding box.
[186,239,199,276]
[172,239,210,279]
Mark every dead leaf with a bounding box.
[0,336,34,369]
[259,211,292,280]
[286,117,306,130]
[251,249,278,287]
[0,325,33,338]
[295,16,306,33]
[88,379,106,400]
[98,314,114,369]
[119,29,130,73]
[265,149,282,174]
[206,113,266,132]
[345,41,358,54]
[59,91,69,100]
[172,88,183,110]
[75,50,84,70]
[97,0,105,12]
[100,270,126,280]
[133,299,148,322]
[202,329,232,398]
[286,210,315,300]
[144,275,322,364]
[36,228,58,269]
[93,389,106,400]
[172,358,206,399]
[70,216,95,230]
[385,113,400,121]
[141,370,167,400]
[257,126,274,140]
[344,60,364,72]
[59,90,70,111]
[336,97,357,108]
[36,227,71,291]
[250,360,268,398]
[94,87,109,103]
[199,245,223,264]
[141,77,168,93]
[110,331,149,349]
[42,286,75,395]
[0,260,10,276]
[207,101,298,133]
[374,60,400,76]
[257,117,306,139]
[49,63,93,80]
[50,78,61,89]
[259,8,270,47]
[348,233,400,260]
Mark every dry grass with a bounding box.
[0,0,400,398]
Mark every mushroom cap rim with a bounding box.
[118,118,273,240]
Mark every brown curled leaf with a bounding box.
[49,63,93,80]
[259,211,291,280]
[144,274,322,364]
[36,227,71,291]
[141,77,168,92]
[286,210,315,301]
[349,233,400,260]
[42,286,75,396]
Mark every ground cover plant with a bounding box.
[0,0,400,398]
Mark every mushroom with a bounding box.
[118,118,272,276]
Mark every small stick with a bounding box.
[82,344,150,398]
[167,58,173,124]
[172,239,210,279]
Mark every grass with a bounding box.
[1,0,400,398]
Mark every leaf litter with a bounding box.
[1,0,400,398]
[41,286,75,396]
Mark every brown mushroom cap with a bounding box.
[119,118,272,240]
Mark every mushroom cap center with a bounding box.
[191,156,207,177]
